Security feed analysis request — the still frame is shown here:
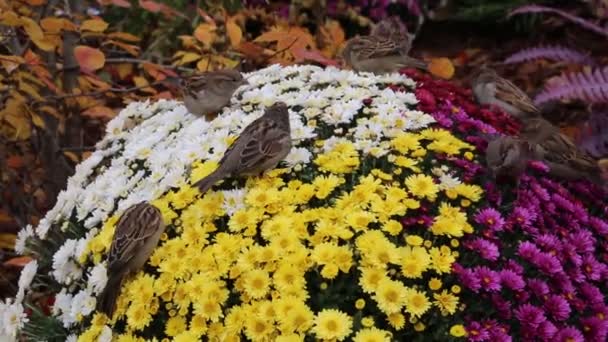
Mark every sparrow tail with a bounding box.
[193,170,224,194]
[401,56,428,71]
[96,273,124,318]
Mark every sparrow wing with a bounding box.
[494,76,540,115]
[107,203,163,273]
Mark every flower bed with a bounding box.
[1,65,606,342]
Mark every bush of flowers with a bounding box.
[1,64,606,342]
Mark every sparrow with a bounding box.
[520,117,604,184]
[96,202,165,317]
[370,16,414,55]
[485,135,533,182]
[472,67,540,120]
[193,102,292,194]
[341,35,427,73]
[181,69,248,120]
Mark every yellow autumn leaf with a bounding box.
[179,52,202,65]
[107,31,141,42]
[428,57,455,80]
[0,55,24,73]
[0,98,31,140]
[20,17,54,51]
[41,17,78,33]
[196,57,209,71]
[81,18,109,32]
[226,17,242,48]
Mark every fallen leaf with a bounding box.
[197,8,216,25]
[0,11,23,26]
[226,17,242,48]
[63,151,80,163]
[0,234,16,249]
[428,57,455,80]
[81,18,109,32]
[178,52,202,66]
[0,55,24,73]
[103,39,140,56]
[82,105,115,119]
[4,256,33,268]
[74,45,106,71]
[116,63,134,79]
[196,57,209,71]
[0,97,31,140]
[139,0,163,12]
[133,76,156,93]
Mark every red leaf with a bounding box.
[74,45,105,71]
[7,155,24,169]
[4,256,33,268]
[292,48,339,67]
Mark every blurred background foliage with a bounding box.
[1,0,606,295]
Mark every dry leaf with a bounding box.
[74,45,106,71]
[0,98,31,140]
[63,151,80,163]
[0,55,24,73]
[6,155,24,169]
[81,18,109,32]
[41,17,77,33]
[292,48,339,66]
[178,52,202,66]
[428,57,455,80]
[103,39,140,56]
[226,17,242,48]
[21,17,54,51]
[116,63,134,80]
[197,57,209,71]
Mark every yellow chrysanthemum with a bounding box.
[405,174,438,201]
[312,309,353,341]
[450,324,467,337]
[242,269,271,299]
[405,235,423,246]
[387,312,405,330]
[400,246,431,278]
[314,141,360,174]
[355,299,366,310]
[404,288,431,318]
[373,278,407,314]
[313,174,344,199]
[190,160,219,184]
[454,184,483,202]
[277,301,314,333]
[382,220,403,236]
[165,316,187,337]
[429,246,456,274]
[353,327,391,342]
[359,267,387,293]
[125,302,152,331]
[244,315,274,341]
[391,132,421,153]
[434,290,459,315]
[428,278,443,291]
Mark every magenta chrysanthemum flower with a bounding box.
[466,238,500,261]
[528,160,550,172]
[466,321,491,342]
[514,304,546,330]
[568,230,596,254]
[555,326,585,342]
[455,267,482,292]
[580,283,605,309]
[538,321,558,340]
[544,294,571,321]
[527,278,550,299]
[581,316,608,342]
[474,266,502,292]
[475,207,506,231]
[499,269,525,291]
[533,252,564,275]
[582,255,605,281]
[517,241,541,260]
[589,217,608,235]
[491,294,512,320]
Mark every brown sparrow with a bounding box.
[341,35,427,73]
[182,69,248,120]
[485,135,533,181]
[194,102,292,194]
[96,202,165,317]
[472,67,540,120]
[520,117,604,184]
[370,16,414,55]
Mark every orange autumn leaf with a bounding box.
[41,17,77,33]
[7,155,24,169]
[428,57,455,80]
[82,105,115,119]
[256,26,316,56]
[74,45,106,71]
[107,31,141,42]
[80,18,109,32]
[0,55,24,73]
[194,23,217,48]
[226,17,242,48]
[103,39,140,56]
[4,256,33,268]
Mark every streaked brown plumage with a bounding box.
[485,135,533,181]
[472,67,540,120]
[370,16,414,55]
[342,35,427,73]
[182,69,248,120]
[520,117,604,183]
[193,102,292,194]
[96,202,165,317]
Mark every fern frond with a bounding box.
[509,5,608,39]
[504,45,594,65]
[534,67,608,105]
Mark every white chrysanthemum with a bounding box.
[52,239,82,284]
[87,263,108,295]
[65,334,77,342]
[222,189,247,216]
[16,260,38,303]
[98,326,112,342]
[70,289,96,320]
[284,147,312,167]
[439,173,462,190]
[14,225,33,254]
[1,301,27,339]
